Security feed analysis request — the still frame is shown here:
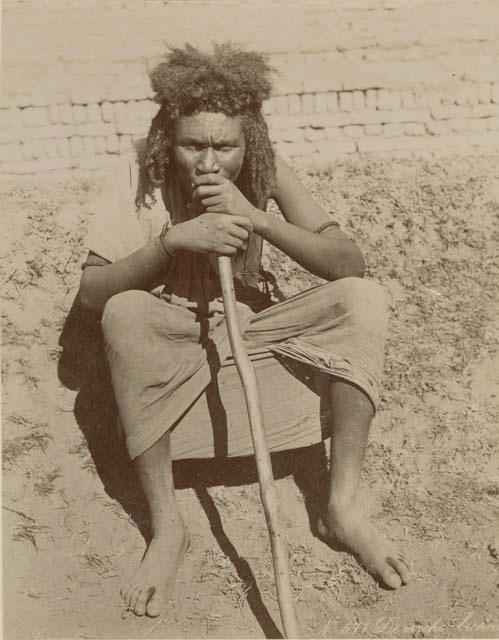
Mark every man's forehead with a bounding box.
[174,112,243,141]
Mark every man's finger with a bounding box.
[228,224,250,241]
[230,215,253,232]
[192,173,225,187]
[219,244,238,256]
[201,195,223,208]
[227,236,244,249]
[192,185,222,200]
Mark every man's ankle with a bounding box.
[327,490,359,523]
[150,511,186,537]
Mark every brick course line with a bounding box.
[1,79,498,171]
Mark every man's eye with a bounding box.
[185,144,204,152]
[217,146,233,153]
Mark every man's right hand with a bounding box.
[163,212,252,257]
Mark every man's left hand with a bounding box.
[191,173,255,220]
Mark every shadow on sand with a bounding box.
[58,295,331,638]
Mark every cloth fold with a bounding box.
[102,278,387,460]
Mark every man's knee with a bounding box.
[101,290,153,343]
[337,275,387,304]
[326,276,389,332]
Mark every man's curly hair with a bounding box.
[137,43,276,210]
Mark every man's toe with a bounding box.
[389,555,411,585]
[146,591,163,618]
[379,562,402,589]
[121,584,131,604]
[134,589,148,616]
[126,586,139,610]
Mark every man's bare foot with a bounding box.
[318,501,411,589]
[122,519,189,617]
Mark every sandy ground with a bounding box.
[2,154,499,639]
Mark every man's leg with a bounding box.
[319,379,410,589]
[122,431,189,617]
[245,277,411,588]
[101,291,194,617]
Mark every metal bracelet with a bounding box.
[159,223,175,258]
[314,219,340,235]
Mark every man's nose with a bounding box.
[195,147,221,175]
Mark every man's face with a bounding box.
[173,112,246,203]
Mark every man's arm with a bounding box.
[79,239,172,312]
[194,154,365,281]
[253,154,365,280]
[79,213,252,312]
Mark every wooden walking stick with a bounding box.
[218,255,299,639]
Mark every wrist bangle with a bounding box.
[314,219,340,235]
[159,223,176,258]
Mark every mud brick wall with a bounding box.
[1,0,499,173]
[266,85,499,161]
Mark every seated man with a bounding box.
[79,43,410,618]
